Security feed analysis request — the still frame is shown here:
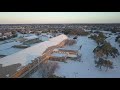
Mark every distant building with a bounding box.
[4,32,12,37]
[23,35,38,41]
[2,36,7,39]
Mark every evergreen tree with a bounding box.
[95,58,113,71]
[93,42,119,58]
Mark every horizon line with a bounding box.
[0,23,120,25]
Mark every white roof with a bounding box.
[24,35,38,40]
[0,34,68,67]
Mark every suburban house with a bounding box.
[4,32,12,37]
[0,31,17,40]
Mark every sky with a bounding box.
[0,12,120,24]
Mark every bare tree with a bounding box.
[39,62,59,78]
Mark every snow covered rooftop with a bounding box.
[0,34,68,67]
[52,53,66,57]
[24,35,38,40]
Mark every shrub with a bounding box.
[93,42,119,58]
[95,58,113,71]
[89,32,106,45]
[65,39,76,46]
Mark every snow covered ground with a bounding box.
[0,31,120,78]
[0,33,28,56]
[0,41,22,55]
[0,33,51,56]
[28,31,120,78]
[54,32,120,78]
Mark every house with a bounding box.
[35,31,42,35]
[22,35,40,45]
[4,32,12,37]
[23,35,38,40]
[2,36,7,39]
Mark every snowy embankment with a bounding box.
[0,34,68,68]
[55,33,120,78]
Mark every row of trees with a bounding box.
[89,32,119,58]
[0,30,17,41]
[89,32,107,45]
[0,34,17,41]
[111,28,120,33]
[89,32,119,71]
[93,42,119,71]
[63,29,89,36]
[93,42,119,58]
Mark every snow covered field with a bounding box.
[0,31,120,78]
[54,32,120,78]
[28,31,120,78]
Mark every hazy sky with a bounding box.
[0,12,120,24]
